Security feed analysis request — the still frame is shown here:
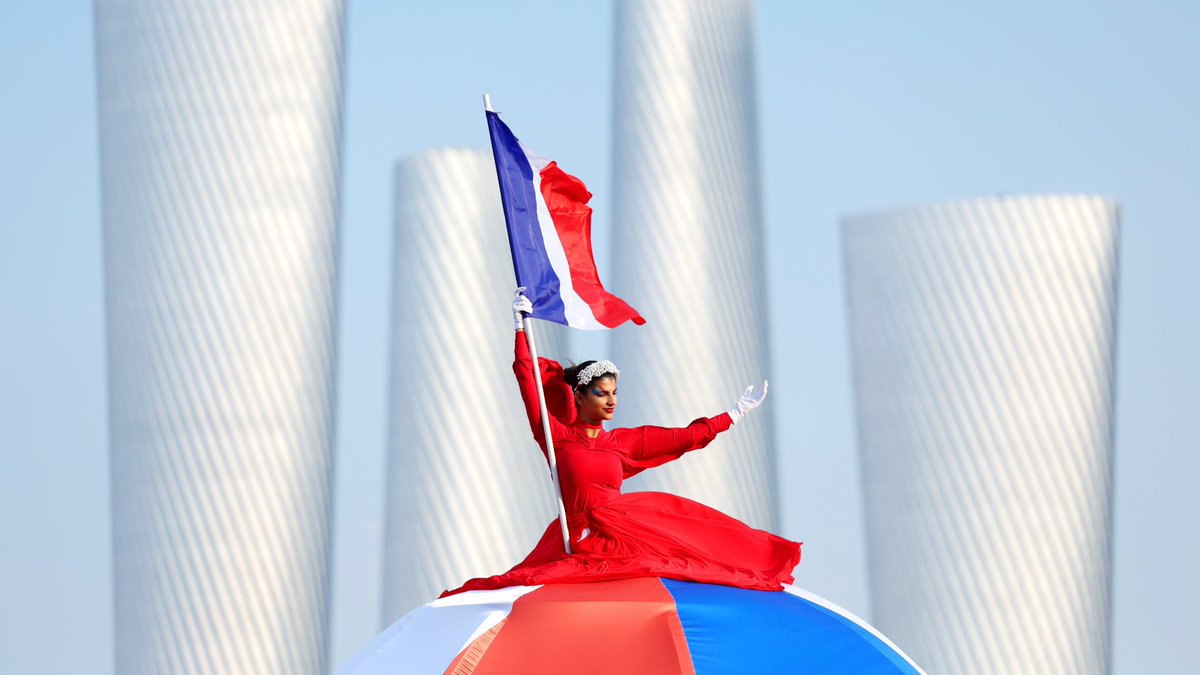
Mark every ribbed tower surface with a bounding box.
[97,2,346,673]
[843,195,1118,674]
[610,0,776,529]
[382,148,570,622]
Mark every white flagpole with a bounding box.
[520,320,573,555]
[485,93,573,554]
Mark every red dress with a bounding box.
[443,335,801,596]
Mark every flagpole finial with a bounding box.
[483,94,493,112]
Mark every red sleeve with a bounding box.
[609,413,733,478]
[513,332,568,453]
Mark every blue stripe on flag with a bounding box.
[486,111,568,324]
[660,579,920,675]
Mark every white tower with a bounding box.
[381,148,569,621]
[609,0,776,529]
[97,2,346,673]
[843,195,1118,674]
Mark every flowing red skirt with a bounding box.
[444,492,801,597]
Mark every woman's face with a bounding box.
[575,376,617,422]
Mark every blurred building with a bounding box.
[97,2,346,673]
[609,0,777,529]
[842,195,1118,673]
[381,148,570,622]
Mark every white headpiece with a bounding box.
[574,360,620,390]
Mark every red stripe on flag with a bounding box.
[467,578,694,674]
[538,162,645,328]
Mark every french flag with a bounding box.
[486,110,645,330]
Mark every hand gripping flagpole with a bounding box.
[484,94,573,555]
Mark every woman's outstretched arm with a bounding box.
[615,381,768,466]
[621,414,734,463]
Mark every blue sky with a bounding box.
[2,1,1197,672]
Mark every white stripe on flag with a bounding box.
[521,142,606,330]
[334,586,541,675]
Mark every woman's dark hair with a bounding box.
[563,360,615,392]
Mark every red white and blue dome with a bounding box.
[336,578,924,674]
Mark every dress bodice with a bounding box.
[551,426,625,515]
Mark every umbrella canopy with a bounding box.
[336,578,924,674]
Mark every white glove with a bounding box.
[512,287,533,331]
[728,381,768,424]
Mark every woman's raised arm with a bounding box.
[512,290,567,451]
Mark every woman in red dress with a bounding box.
[444,291,801,596]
